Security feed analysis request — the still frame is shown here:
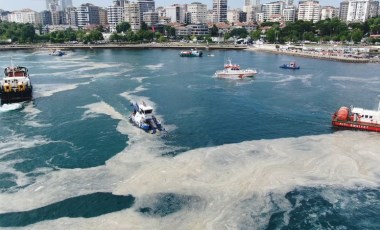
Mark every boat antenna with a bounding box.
[378,95,380,111]
[11,56,14,67]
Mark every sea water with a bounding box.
[0,49,380,229]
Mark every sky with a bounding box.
[0,0,340,12]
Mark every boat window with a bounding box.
[143,109,153,114]
[365,115,368,118]
[370,116,373,119]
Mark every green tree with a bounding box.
[229,28,248,38]
[19,23,36,43]
[265,28,277,43]
[163,25,176,37]
[351,28,363,43]
[251,30,261,40]
[141,22,148,31]
[87,30,104,41]
[116,22,131,33]
[210,24,219,36]
[110,32,122,42]
[64,27,77,41]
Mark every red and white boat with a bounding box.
[215,58,257,79]
[332,102,380,132]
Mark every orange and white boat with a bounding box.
[332,102,380,132]
[215,58,257,79]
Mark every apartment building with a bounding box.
[188,2,207,24]
[298,0,320,23]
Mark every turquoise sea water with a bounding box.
[0,48,380,229]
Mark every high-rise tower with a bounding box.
[212,0,227,23]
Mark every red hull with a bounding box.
[332,121,380,132]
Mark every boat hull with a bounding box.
[215,71,256,79]
[129,115,164,134]
[216,74,255,79]
[332,120,380,132]
[179,51,203,57]
[0,87,32,105]
[280,65,300,69]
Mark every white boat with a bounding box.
[179,49,203,57]
[215,58,257,79]
[129,101,165,134]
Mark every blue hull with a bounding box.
[280,65,300,69]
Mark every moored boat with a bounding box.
[332,102,380,132]
[129,101,165,134]
[215,58,257,79]
[280,62,300,69]
[0,64,33,105]
[179,49,203,57]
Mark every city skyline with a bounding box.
[0,0,341,12]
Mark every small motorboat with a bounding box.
[280,62,300,69]
[129,101,165,134]
[180,49,203,57]
[50,49,65,56]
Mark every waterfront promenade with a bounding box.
[0,42,247,51]
[1,42,377,63]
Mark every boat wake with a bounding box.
[0,103,23,112]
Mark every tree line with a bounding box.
[1,17,380,44]
[249,17,380,44]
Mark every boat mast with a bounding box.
[11,56,15,77]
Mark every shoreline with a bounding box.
[248,44,373,63]
[0,43,247,51]
[1,42,377,63]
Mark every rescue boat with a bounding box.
[332,102,380,132]
[215,58,257,79]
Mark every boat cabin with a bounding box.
[138,103,153,115]
[4,66,28,77]
[351,107,380,123]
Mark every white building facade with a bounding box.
[347,0,371,22]
[262,1,285,21]
[298,0,321,23]
[321,6,337,20]
[188,2,207,24]
[8,9,39,24]
[125,2,141,32]
[107,4,124,33]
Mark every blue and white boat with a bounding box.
[49,49,65,56]
[280,62,300,69]
[129,101,165,134]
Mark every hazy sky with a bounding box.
[0,0,341,12]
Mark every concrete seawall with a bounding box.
[0,43,247,51]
